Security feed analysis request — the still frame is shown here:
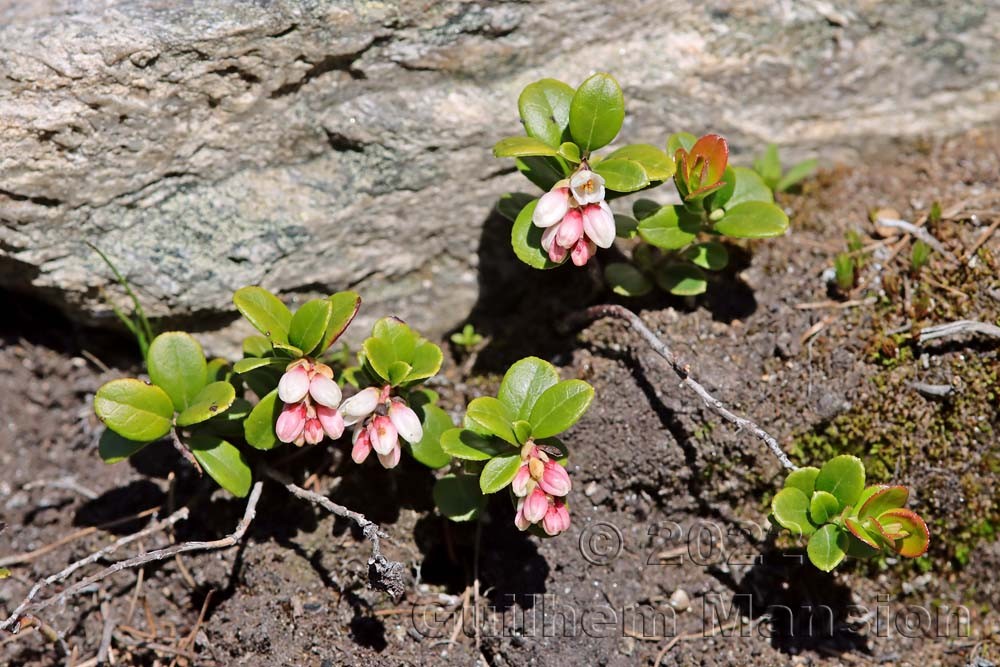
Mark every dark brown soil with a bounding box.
[2,128,998,667]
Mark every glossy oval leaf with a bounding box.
[528,379,594,439]
[558,142,581,163]
[771,487,816,536]
[512,199,562,269]
[98,429,153,464]
[858,485,909,520]
[404,340,443,384]
[637,205,699,250]
[518,78,574,147]
[605,144,675,181]
[515,156,568,192]
[187,435,252,497]
[783,466,820,496]
[408,403,454,469]
[593,158,649,193]
[666,132,697,155]
[176,381,237,427]
[807,523,847,572]
[493,136,559,158]
[714,201,789,239]
[614,214,639,239]
[244,389,282,450]
[147,332,208,412]
[809,490,841,525]
[288,299,332,357]
[568,72,624,152]
[317,290,361,352]
[233,286,292,344]
[433,474,483,522]
[242,335,273,358]
[682,242,729,271]
[776,159,818,192]
[713,166,774,212]
[844,516,880,549]
[480,453,523,494]
[440,428,511,461]
[496,192,535,223]
[466,396,517,444]
[497,356,561,421]
[878,508,930,558]
[233,357,285,374]
[654,263,707,296]
[95,379,174,442]
[815,455,866,509]
[604,262,653,297]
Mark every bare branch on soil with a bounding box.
[564,304,798,470]
[919,320,1000,343]
[261,466,406,599]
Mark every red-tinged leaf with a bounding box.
[686,180,727,201]
[863,517,898,545]
[878,508,930,558]
[858,485,909,520]
[844,517,879,549]
[689,134,728,187]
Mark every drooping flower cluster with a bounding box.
[512,442,571,536]
[275,359,345,446]
[340,385,423,469]
[532,167,615,266]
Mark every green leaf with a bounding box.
[666,132,697,155]
[753,143,782,191]
[244,389,282,450]
[858,485,909,520]
[714,201,789,239]
[809,490,841,525]
[497,356,561,421]
[433,474,483,522]
[783,466,820,496]
[558,142,581,163]
[776,158,818,192]
[405,341,443,383]
[493,136,559,158]
[98,429,153,464]
[206,358,230,382]
[614,214,639,239]
[95,379,175,442]
[593,159,649,193]
[480,454,523,494]
[233,286,292,344]
[187,435,252,497]
[272,341,303,358]
[318,291,361,352]
[637,205,699,250]
[515,156,568,191]
[512,199,562,269]
[604,262,653,297]
[682,242,729,271]
[408,404,454,469]
[146,332,208,411]
[632,198,661,221]
[713,166,774,212]
[851,485,885,515]
[233,357,284,373]
[771,487,816,536]
[528,379,594,439]
[518,78,575,147]
[466,397,518,444]
[496,192,535,222]
[654,263,707,296]
[844,516,880,550]
[288,299,333,357]
[387,360,412,386]
[198,397,253,439]
[362,337,395,385]
[878,509,930,557]
[242,335,273,358]
[0,567,9,579]
[605,144,675,180]
[568,72,624,152]
[440,428,511,461]
[176,381,237,427]
[807,524,847,572]
[815,455,866,509]
[512,420,533,444]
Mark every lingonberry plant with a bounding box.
[493,73,791,297]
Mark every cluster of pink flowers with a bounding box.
[532,167,615,266]
[340,385,423,469]
[512,442,571,536]
[275,359,346,446]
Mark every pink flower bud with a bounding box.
[369,415,398,456]
[316,405,345,440]
[542,500,571,536]
[532,187,571,228]
[308,374,342,408]
[582,201,615,249]
[275,402,307,443]
[541,224,568,263]
[523,488,549,524]
[570,169,605,206]
[388,401,422,444]
[570,238,596,267]
[340,387,380,425]
[514,499,530,531]
[303,418,324,445]
[277,365,310,404]
[556,208,584,249]
[377,444,401,469]
[351,427,372,464]
[511,464,532,497]
[539,460,571,497]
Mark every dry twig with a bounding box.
[563,305,797,470]
[919,320,1000,344]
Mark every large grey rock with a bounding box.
[1,0,997,350]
